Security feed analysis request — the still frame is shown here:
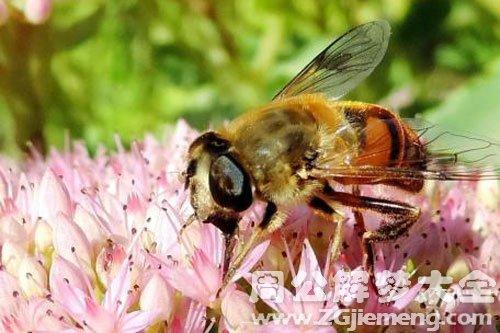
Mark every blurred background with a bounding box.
[0,0,499,157]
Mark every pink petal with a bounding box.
[73,205,106,252]
[146,203,180,254]
[120,310,161,333]
[221,288,255,329]
[179,300,206,333]
[1,241,28,276]
[54,278,115,332]
[103,261,132,316]
[139,273,174,321]
[0,217,27,246]
[52,214,92,267]
[37,169,72,222]
[165,250,220,305]
[0,270,21,299]
[50,256,92,297]
[95,242,127,288]
[191,249,221,293]
[24,298,70,331]
[230,239,270,283]
[295,239,323,287]
[14,173,35,219]
[393,282,423,311]
[53,276,89,316]
[18,256,48,297]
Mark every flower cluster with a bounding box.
[0,121,497,332]
[0,0,53,26]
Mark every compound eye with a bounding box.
[209,154,252,212]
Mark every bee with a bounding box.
[184,20,499,282]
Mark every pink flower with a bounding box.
[0,271,70,332]
[52,260,160,332]
[169,299,208,333]
[154,222,269,307]
[0,120,496,331]
[95,241,128,288]
[251,239,337,332]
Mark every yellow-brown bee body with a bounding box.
[183,20,498,282]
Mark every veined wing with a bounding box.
[312,118,499,182]
[274,20,390,101]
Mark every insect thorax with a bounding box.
[222,100,352,204]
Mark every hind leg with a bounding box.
[319,184,420,275]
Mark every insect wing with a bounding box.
[313,118,500,182]
[274,20,391,100]
[403,118,499,180]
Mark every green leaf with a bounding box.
[425,71,500,141]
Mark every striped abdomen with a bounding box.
[337,102,427,192]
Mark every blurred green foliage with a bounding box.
[0,0,499,156]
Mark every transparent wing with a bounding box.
[401,118,499,180]
[406,118,498,165]
[313,118,500,182]
[274,20,391,100]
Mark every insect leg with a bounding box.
[195,211,240,279]
[351,186,373,274]
[222,232,238,279]
[361,212,418,275]
[309,197,344,263]
[222,202,284,287]
[320,185,420,275]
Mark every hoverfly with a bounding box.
[184,20,499,283]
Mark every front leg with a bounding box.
[309,197,344,264]
[195,211,240,279]
[222,202,284,287]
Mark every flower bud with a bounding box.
[34,220,53,253]
[18,256,48,297]
[1,241,27,276]
[140,274,174,322]
[221,289,255,330]
[24,0,53,24]
[0,1,8,26]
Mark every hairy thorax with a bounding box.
[220,95,359,206]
